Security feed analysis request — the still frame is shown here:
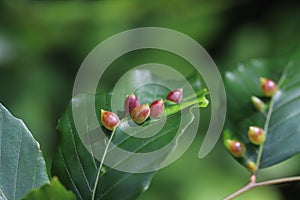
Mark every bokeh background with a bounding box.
[1,0,300,199]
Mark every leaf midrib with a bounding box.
[67,114,93,192]
[255,63,290,170]
[0,187,8,200]
[58,147,84,200]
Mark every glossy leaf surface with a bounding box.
[224,49,300,169]
[0,104,48,200]
[52,69,208,200]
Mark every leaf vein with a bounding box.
[0,187,8,200]
[273,90,300,112]
[13,129,23,200]
[59,147,84,200]
[270,109,300,130]
[31,155,38,189]
[98,173,133,199]
[67,116,93,191]
[83,99,98,170]
[103,125,178,175]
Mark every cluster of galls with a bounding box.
[226,77,278,172]
[101,88,183,131]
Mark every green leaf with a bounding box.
[0,103,49,200]
[52,69,208,200]
[22,177,76,200]
[224,48,300,169]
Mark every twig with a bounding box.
[223,175,300,200]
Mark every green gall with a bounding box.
[226,139,246,158]
[246,161,257,172]
[251,96,266,112]
[248,126,266,145]
[260,77,278,97]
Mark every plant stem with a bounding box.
[223,176,300,200]
[91,128,116,200]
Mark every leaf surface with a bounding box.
[0,103,48,200]
[52,69,208,200]
[224,48,300,169]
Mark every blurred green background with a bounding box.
[1,0,300,199]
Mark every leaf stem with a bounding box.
[255,94,275,170]
[91,128,117,200]
[223,175,300,200]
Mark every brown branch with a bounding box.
[223,175,300,200]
